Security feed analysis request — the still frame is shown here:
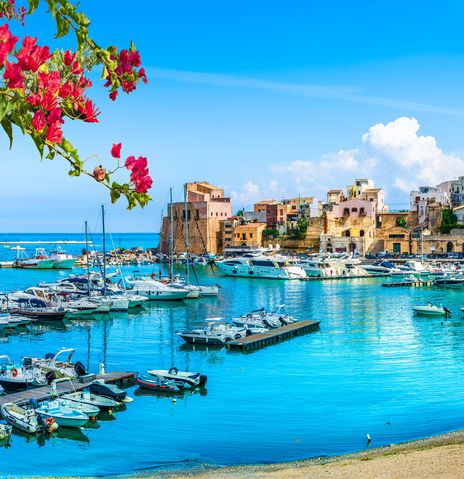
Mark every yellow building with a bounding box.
[232,223,266,248]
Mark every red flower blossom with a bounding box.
[82,100,100,123]
[63,50,76,66]
[40,91,58,111]
[138,68,148,84]
[111,143,122,159]
[45,121,63,144]
[109,90,118,101]
[134,175,153,193]
[32,110,46,132]
[38,71,61,94]
[125,155,136,170]
[47,107,63,125]
[16,36,51,72]
[93,165,106,182]
[4,62,24,89]
[71,60,84,75]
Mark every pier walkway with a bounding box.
[227,320,320,352]
[0,371,136,407]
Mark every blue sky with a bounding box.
[2,1,464,231]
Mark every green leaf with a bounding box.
[46,150,56,161]
[1,118,13,149]
[0,99,9,123]
[68,168,81,177]
[110,188,121,204]
[46,0,58,17]
[27,0,39,13]
[32,135,44,159]
[55,14,70,38]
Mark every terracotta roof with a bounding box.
[327,189,343,193]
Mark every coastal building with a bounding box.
[346,179,388,213]
[454,205,464,224]
[450,176,464,206]
[410,186,450,224]
[327,189,344,207]
[232,222,266,248]
[159,181,232,254]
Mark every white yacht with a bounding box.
[300,257,369,278]
[125,276,189,301]
[216,255,306,280]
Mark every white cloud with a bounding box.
[231,180,287,210]
[271,117,464,205]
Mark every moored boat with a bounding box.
[413,303,451,317]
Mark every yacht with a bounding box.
[216,255,306,280]
[301,258,369,278]
[125,275,189,301]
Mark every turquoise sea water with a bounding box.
[2,233,464,476]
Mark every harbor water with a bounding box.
[2,234,464,476]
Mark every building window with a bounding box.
[242,233,246,240]
[359,208,365,215]
[343,208,350,216]
[389,234,405,239]
[250,233,253,238]
[351,207,358,213]
[345,230,351,237]
[360,230,365,237]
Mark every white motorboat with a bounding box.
[177,320,249,345]
[216,256,306,280]
[125,276,189,301]
[62,390,118,411]
[34,402,89,428]
[147,367,207,388]
[413,303,451,317]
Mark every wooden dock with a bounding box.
[382,281,433,288]
[0,371,136,407]
[227,320,320,352]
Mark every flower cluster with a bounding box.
[0,0,26,25]
[111,143,153,193]
[104,46,147,101]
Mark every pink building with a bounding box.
[332,199,376,218]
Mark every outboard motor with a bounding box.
[444,307,452,318]
[73,361,87,377]
[45,371,56,385]
[23,357,32,370]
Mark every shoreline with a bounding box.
[119,428,464,479]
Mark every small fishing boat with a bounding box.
[136,374,183,392]
[89,380,127,402]
[413,303,451,317]
[147,367,207,387]
[33,401,89,428]
[62,390,118,411]
[0,402,57,434]
[46,398,99,418]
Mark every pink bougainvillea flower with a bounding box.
[111,143,122,159]
[82,100,100,123]
[124,155,136,170]
[71,60,84,75]
[109,90,118,101]
[134,175,153,193]
[63,49,76,66]
[16,36,51,72]
[47,107,63,125]
[93,165,106,182]
[32,110,46,132]
[45,121,63,144]
[4,62,24,89]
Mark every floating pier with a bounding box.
[300,273,388,281]
[227,320,320,352]
[0,371,136,407]
[382,281,433,288]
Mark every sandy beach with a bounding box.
[140,430,464,479]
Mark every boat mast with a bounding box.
[101,204,107,296]
[85,220,90,296]
[169,187,174,281]
[184,183,190,285]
